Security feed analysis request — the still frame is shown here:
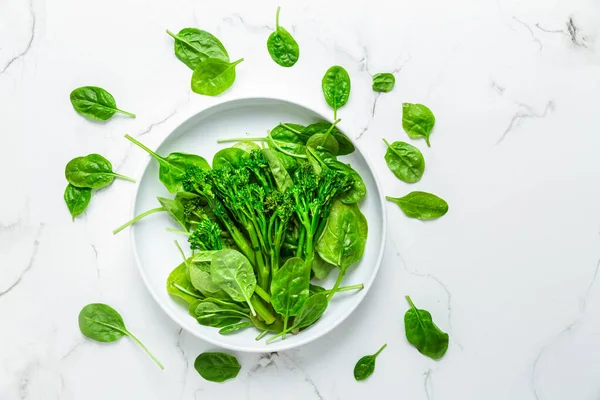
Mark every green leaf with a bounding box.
[311,253,335,280]
[219,321,253,335]
[271,257,310,328]
[262,148,293,192]
[189,263,229,299]
[354,344,387,381]
[78,303,163,369]
[194,352,241,382]
[192,301,246,328]
[166,261,203,304]
[402,103,435,147]
[157,197,188,230]
[265,292,328,343]
[212,147,248,170]
[210,249,257,315]
[301,121,354,155]
[233,140,261,153]
[267,7,299,67]
[64,184,91,220]
[125,134,210,193]
[382,139,425,183]
[404,296,449,360]
[322,66,351,119]
[372,73,395,93]
[386,191,448,220]
[307,133,339,155]
[65,154,135,189]
[191,58,244,96]
[70,86,135,120]
[166,28,229,70]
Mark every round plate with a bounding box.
[131,97,386,352]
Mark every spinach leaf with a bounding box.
[193,302,246,328]
[65,154,135,189]
[276,150,300,174]
[271,257,310,333]
[166,28,229,70]
[386,191,448,220]
[210,249,257,316]
[189,263,229,300]
[322,66,351,119]
[382,138,425,183]
[404,296,449,360]
[191,58,244,96]
[78,303,163,369]
[194,352,241,382]
[212,147,247,170]
[307,147,365,204]
[166,261,203,303]
[262,148,293,191]
[354,344,387,381]
[113,195,188,235]
[402,103,435,147]
[372,73,395,92]
[219,321,253,335]
[267,7,299,67]
[64,184,91,220]
[234,140,261,153]
[268,130,307,158]
[306,132,339,155]
[301,121,354,155]
[311,253,335,280]
[265,293,328,343]
[125,134,210,193]
[316,200,368,298]
[70,86,135,120]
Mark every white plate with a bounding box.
[131,97,386,352]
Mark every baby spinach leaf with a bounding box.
[272,123,306,144]
[113,195,188,235]
[382,138,425,183]
[308,147,365,204]
[219,321,253,335]
[404,296,449,360]
[125,134,210,193]
[372,73,395,92]
[194,352,241,382]
[234,140,261,153]
[301,121,355,155]
[166,28,229,70]
[322,66,351,119]
[311,253,335,280]
[210,249,257,316]
[402,103,436,147]
[212,147,247,170]
[78,303,163,369]
[189,263,230,300]
[267,7,299,67]
[65,154,135,189]
[386,191,448,220]
[271,257,310,333]
[275,150,299,174]
[70,86,135,120]
[64,184,91,220]
[262,148,293,191]
[193,302,246,327]
[268,131,307,159]
[265,293,328,343]
[191,58,244,96]
[354,344,387,381]
[167,261,203,303]
[307,132,339,155]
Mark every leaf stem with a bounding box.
[166,228,191,236]
[217,137,267,143]
[116,109,136,118]
[172,283,202,299]
[327,270,346,301]
[425,137,431,147]
[113,173,136,183]
[405,295,416,310]
[275,6,281,30]
[324,118,342,136]
[279,123,302,134]
[174,240,189,267]
[322,283,364,295]
[374,343,387,357]
[255,330,268,341]
[254,286,272,303]
[125,331,164,369]
[125,134,163,161]
[165,29,177,40]
[113,207,164,234]
[231,58,244,67]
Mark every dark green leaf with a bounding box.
[233,140,261,153]
[386,191,448,220]
[219,321,253,335]
[78,303,163,369]
[275,150,299,174]
[157,197,188,230]
[268,132,307,159]
[382,139,425,183]
[404,296,449,360]
[292,292,328,329]
[322,66,351,119]
[271,123,306,144]
[372,73,395,93]
[70,86,135,120]
[271,257,310,321]
[64,184,91,220]
[262,148,294,191]
[307,133,339,155]
[191,58,244,96]
[311,253,335,280]
[65,154,135,189]
[402,103,435,147]
[354,344,387,381]
[301,121,354,155]
[166,28,229,70]
[194,352,241,382]
[267,7,299,67]
[212,147,248,170]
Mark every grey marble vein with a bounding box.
[175,328,187,400]
[356,126,368,141]
[223,13,272,33]
[496,100,554,145]
[424,368,434,400]
[491,81,505,95]
[0,224,43,300]
[139,108,179,137]
[90,244,100,278]
[0,0,36,76]
[512,17,542,51]
[535,17,588,48]
[60,341,85,361]
[581,257,600,312]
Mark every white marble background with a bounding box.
[2,0,600,398]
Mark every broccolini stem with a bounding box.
[251,295,276,325]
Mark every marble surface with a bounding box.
[2,0,600,398]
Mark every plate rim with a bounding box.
[129,95,388,352]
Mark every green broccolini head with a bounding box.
[183,166,213,199]
[188,219,222,251]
